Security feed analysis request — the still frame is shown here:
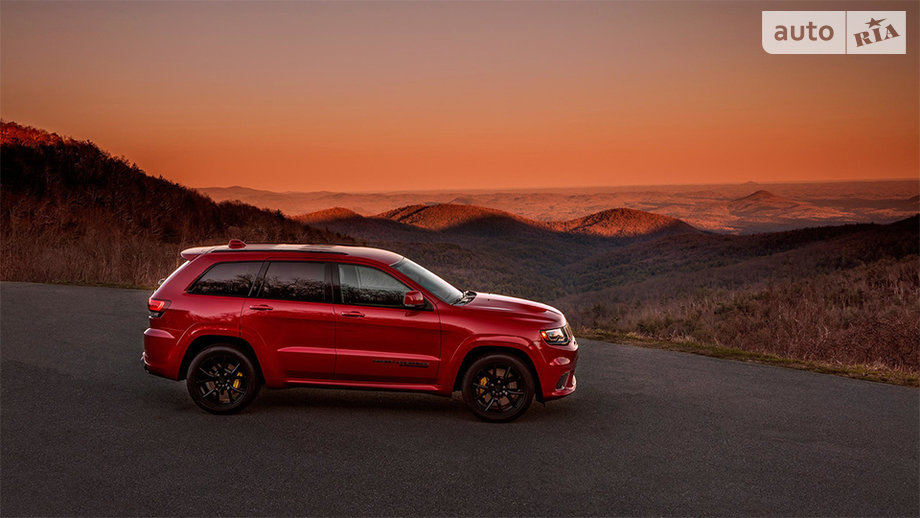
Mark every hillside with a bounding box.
[559,216,919,371]
[376,203,539,232]
[561,217,919,294]
[718,189,849,232]
[0,121,351,286]
[297,207,364,224]
[552,208,696,238]
[729,190,799,212]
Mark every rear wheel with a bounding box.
[461,353,534,422]
[186,345,261,414]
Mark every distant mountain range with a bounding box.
[299,203,696,241]
[200,181,917,234]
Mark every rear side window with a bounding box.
[338,264,410,308]
[258,262,328,303]
[187,262,261,297]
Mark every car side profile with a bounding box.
[143,240,577,421]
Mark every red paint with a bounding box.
[143,243,577,408]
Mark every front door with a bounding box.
[333,263,441,383]
[240,261,336,380]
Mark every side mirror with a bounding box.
[403,291,425,308]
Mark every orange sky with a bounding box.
[2,1,917,192]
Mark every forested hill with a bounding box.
[0,121,352,286]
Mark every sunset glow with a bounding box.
[2,1,917,192]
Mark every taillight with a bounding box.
[148,298,170,317]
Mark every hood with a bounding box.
[462,292,565,325]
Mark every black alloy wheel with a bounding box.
[461,353,534,422]
[186,345,261,414]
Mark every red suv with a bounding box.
[143,240,577,421]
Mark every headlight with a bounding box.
[540,327,570,345]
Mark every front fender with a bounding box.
[439,334,541,391]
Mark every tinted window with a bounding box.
[338,264,410,307]
[259,262,327,303]
[188,262,260,297]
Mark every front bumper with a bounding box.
[544,372,576,401]
[539,338,578,401]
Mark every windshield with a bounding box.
[392,258,464,304]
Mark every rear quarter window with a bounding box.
[187,261,261,297]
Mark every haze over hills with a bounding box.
[730,190,799,212]
[199,181,918,234]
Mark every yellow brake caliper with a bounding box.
[233,371,243,389]
[478,376,488,395]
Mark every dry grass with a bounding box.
[569,256,920,374]
[578,329,919,387]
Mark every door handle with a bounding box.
[248,304,274,311]
[341,310,365,318]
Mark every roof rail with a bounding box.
[209,244,350,255]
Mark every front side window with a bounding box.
[187,262,261,297]
[391,258,463,304]
[258,262,327,303]
[338,264,410,308]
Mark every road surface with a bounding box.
[1,282,917,516]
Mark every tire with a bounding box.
[186,345,261,414]
[461,353,535,422]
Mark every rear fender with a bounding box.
[238,325,286,388]
[170,324,239,379]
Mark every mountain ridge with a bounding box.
[200,183,917,234]
[300,202,699,240]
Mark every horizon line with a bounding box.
[192,177,919,196]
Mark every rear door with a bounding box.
[332,263,441,383]
[240,260,336,380]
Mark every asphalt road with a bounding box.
[1,282,917,517]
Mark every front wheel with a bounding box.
[461,353,535,422]
[186,345,261,414]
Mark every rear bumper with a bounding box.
[143,327,178,379]
[142,351,170,379]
